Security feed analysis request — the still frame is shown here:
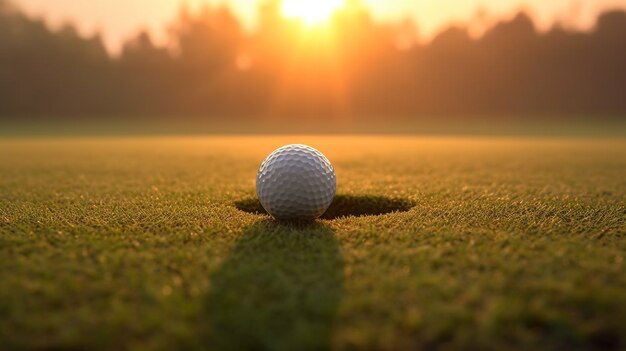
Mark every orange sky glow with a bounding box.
[13,0,626,53]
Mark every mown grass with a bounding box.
[0,136,625,350]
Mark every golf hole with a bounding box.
[235,194,415,220]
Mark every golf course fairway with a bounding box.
[1,136,625,350]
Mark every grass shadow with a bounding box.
[203,220,343,350]
[235,194,415,220]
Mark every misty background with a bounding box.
[1,0,625,123]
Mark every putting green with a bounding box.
[1,136,625,350]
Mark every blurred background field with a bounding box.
[1,118,626,138]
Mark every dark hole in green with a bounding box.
[235,194,414,220]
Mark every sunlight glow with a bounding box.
[282,0,344,25]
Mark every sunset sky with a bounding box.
[14,0,626,52]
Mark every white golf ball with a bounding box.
[256,144,336,221]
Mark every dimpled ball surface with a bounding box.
[256,144,336,221]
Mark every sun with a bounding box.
[281,0,344,26]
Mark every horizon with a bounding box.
[12,0,626,53]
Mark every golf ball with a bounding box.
[256,144,336,221]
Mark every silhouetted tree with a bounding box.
[1,0,625,120]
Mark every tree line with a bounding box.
[1,0,625,120]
